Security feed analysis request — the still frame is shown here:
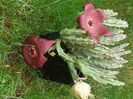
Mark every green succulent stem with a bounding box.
[56,39,78,81]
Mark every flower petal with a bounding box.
[99,25,112,36]
[96,8,106,22]
[78,13,89,32]
[22,36,38,67]
[22,44,36,67]
[84,3,94,11]
[35,55,48,68]
[91,36,100,46]
[37,38,56,55]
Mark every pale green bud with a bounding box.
[71,81,94,99]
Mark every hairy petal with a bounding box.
[96,8,106,22]
[84,3,94,11]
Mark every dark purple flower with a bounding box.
[22,36,56,68]
[78,3,112,46]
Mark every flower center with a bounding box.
[29,47,37,57]
[88,20,93,26]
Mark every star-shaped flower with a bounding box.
[22,36,56,68]
[78,3,112,46]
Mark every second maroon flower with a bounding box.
[78,3,112,46]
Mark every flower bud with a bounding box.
[71,81,93,99]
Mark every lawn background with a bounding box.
[0,0,133,99]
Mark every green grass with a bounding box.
[0,0,133,99]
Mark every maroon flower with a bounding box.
[78,3,112,45]
[22,36,56,68]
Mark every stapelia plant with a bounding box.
[55,3,130,87]
[22,2,131,99]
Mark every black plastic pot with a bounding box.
[35,32,74,84]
